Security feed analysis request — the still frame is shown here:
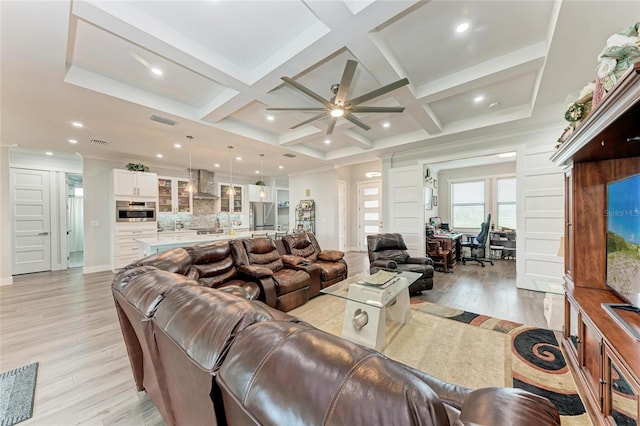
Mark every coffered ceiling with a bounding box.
[1,1,638,178]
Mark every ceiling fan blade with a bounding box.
[343,112,371,131]
[289,112,327,130]
[334,60,358,106]
[350,106,405,113]
[266,107,327,111]
[348,78,409,106]
[326,117,337,135]
[282,77,332,108]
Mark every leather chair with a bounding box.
[461,214,494,267]
[282,232,347,297]
[366,233,434,293]
[231,237,311,311]
[184,240,261,300]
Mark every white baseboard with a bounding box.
[346,246,362,252]
[83,264,112,274]
[0,276,14,286]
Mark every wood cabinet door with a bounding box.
[581,316,604,411]
[604,345,640,425]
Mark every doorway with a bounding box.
[357,180,382,251]
[66,173,84,268]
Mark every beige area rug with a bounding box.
[291,295,511,390]
[290,295,591,426]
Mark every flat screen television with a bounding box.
[603,173,640,340]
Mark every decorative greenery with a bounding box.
[255,180,265,186]
[125,162,150,172]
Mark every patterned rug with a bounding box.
[0,362,38,426]
[412,300,590,426]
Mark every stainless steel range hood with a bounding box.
[190,169,219,200]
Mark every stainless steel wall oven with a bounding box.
[115,200,156,222]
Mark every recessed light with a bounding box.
[278,165,284,169]
[214,163,220,168]
[156,154,163,158]
[174,143,182,148]
[266,115,275,121]
[68,139,78,144]
[151,67,163,76]
[255,170,260,174]
[324,139,331,144]
[382,122,390,128]
[498,152,516,158]
[456,22,469,33]
[236,156,242,161]
[45,151,53,156]
[365,171,381,178]
[72,121,83,128]
[474,95,484,103]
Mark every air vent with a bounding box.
[150,115,177,126]
[90,139,107,145]
[283,153,296,158]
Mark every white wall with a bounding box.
[0,146,12,284]
[289,168,338,249]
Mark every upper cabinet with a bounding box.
[219,183,244,213]
[247,184,271,202]
[112,169,157,198]
[158,176,192,215]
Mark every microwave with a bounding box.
[115,200,156,222]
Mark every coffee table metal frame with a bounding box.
[321,270,421,350]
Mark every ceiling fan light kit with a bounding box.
[267,59,409,135]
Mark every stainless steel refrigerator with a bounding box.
[250,202,275,231]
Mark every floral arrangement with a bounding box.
[125,162,150,172]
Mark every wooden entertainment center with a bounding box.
[551,63,640,425]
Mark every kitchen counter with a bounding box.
[135,230,276,256]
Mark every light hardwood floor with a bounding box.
[1,252,546,425]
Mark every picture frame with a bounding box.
[433,179,438,189]
[433,195,438,206]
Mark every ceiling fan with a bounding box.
[267,60,409,135]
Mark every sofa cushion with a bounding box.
[316,260,346,281]
[375,249,410,264]
[243,238,284,272]
[273,269,310,295]
[317,249,344,262]
[124,248,192,276]
[283,233,317,261]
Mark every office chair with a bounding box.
[461,214,494,267]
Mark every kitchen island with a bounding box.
[136,231,264,257]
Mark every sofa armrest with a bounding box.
[412,369,470,410]
[237,265,273,279]
[318,250,344,262]
[459,387,560,426]
[371,259,397,269]
[185,265,199,281]
[406,256,433,266]
[281,254,307,266]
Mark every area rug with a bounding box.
[0,362,38,426]
[291,297,590,426]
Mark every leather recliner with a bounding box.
[231,237,311,312]
[282,232,347,297]
[367,233,434,293]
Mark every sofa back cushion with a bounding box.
[282,233,317,261]
[185,241,239,288]
[217,321,449,426]
[367,233,410,263]
[241,237,283,272]
[123,247,192,276]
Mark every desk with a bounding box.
[430,232,464,268]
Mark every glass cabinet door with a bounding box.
[605,346,639,425]
[233,185,243,213]
[158,178,173,213]
[176,179,191,213]
[220,185,231,212]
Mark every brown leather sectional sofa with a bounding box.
[112,239,562,426]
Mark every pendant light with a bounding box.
[184,136,195,193]
[227,145,236,196]
[259,153,265,199]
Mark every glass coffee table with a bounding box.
[321,270,421,350]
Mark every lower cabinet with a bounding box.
[564,290,640,425]
[113,226,157,270]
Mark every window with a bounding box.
[452,181,485,228]
[497,178,516,229]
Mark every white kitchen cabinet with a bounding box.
[112,169,158,198]
[218,183,244,213]
[158,176,192,214]
[112,225,157,271]
[248,184,272,202]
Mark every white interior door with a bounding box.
[11,168,51,274]
[357,180,382,251]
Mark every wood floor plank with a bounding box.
[1,252,546,424]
